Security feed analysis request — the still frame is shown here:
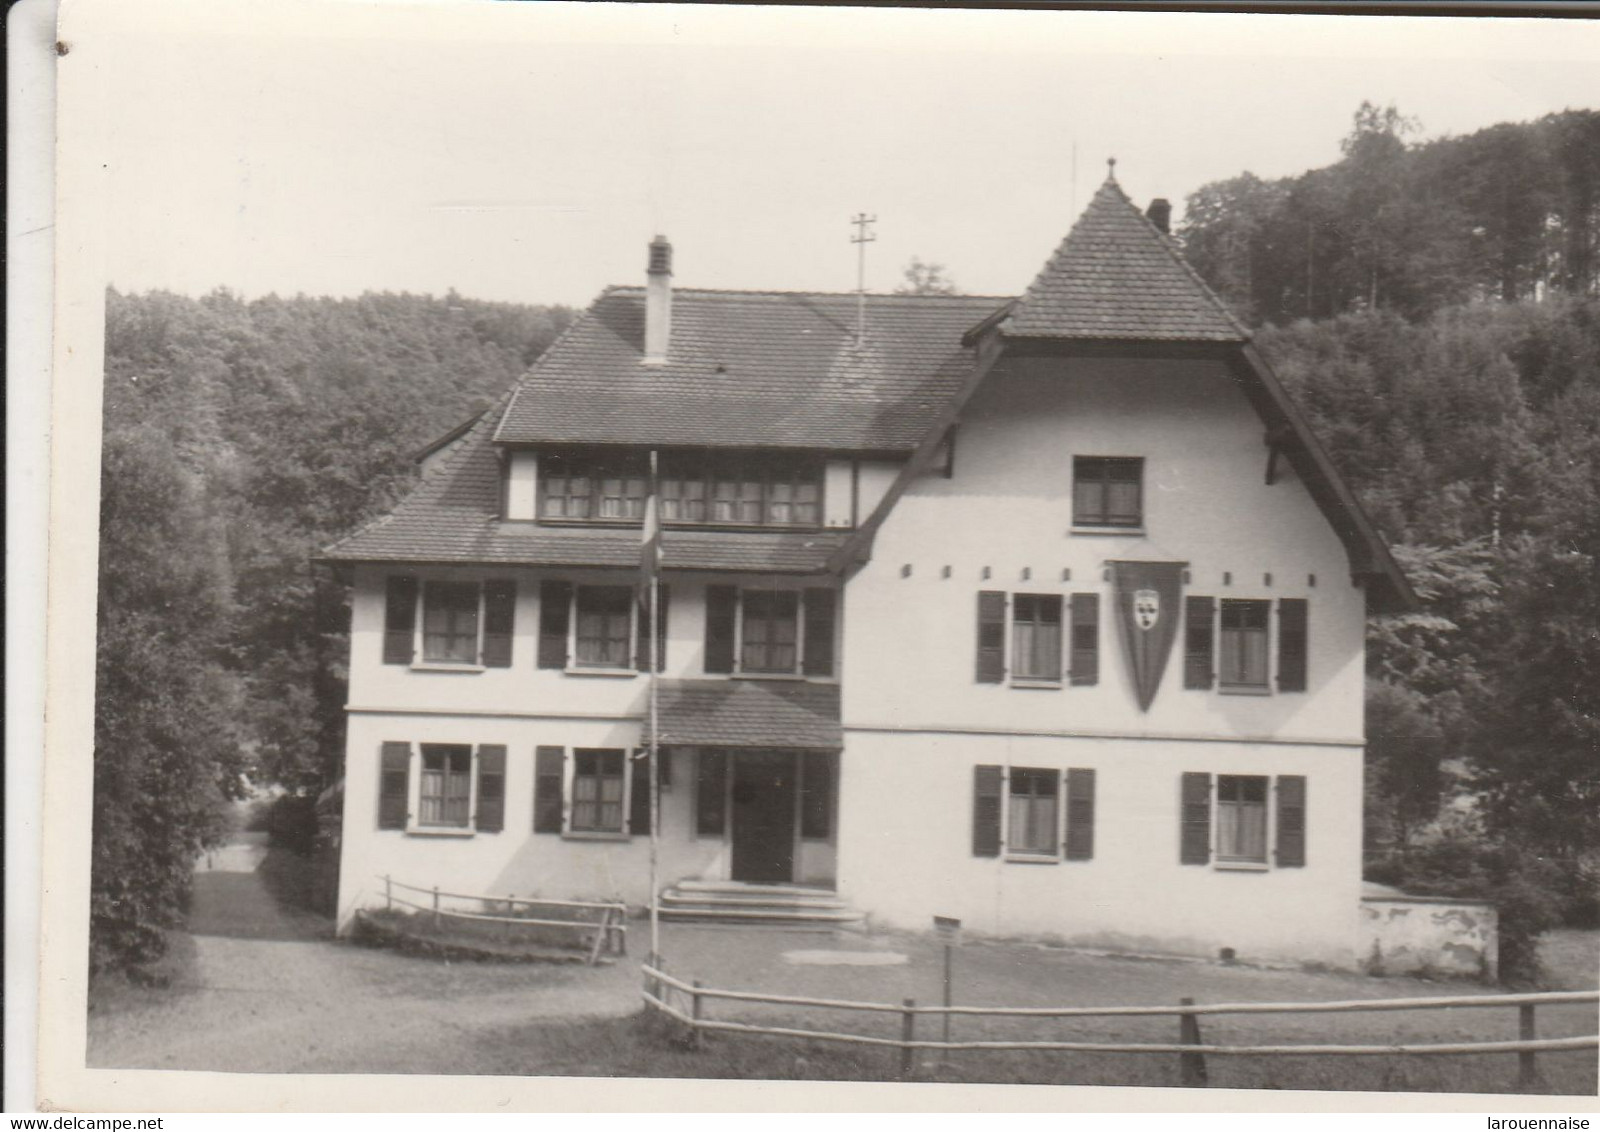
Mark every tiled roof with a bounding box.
[1002,178,1249,342]
[494,290,1010,451]
[649,679,842,749]
[322,407,846,572]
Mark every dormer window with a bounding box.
[538,449,822,529]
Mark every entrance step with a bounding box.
[658,881,866,928]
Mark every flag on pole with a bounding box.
[640,452,662,594]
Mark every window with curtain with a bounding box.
[570,748,626,833]
[1011,593,1063,681]
[418,744,472,827]
[1215,774,1268,862]
[1008,767,1059,856]
[740,589,800,673]
[575,585,633,667]
[422,582,480,663]
[1219,599,1270,688]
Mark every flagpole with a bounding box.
[647,449,662,968]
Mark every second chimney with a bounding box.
[1146,198,1172,235]
[644,235,672,366]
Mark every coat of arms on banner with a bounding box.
[1134,589,1160,631]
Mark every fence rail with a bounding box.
[641,963,1598,1087]
[376,875,627,963]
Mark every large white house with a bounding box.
[323,175,1414,966]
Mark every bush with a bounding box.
[1371,826,1567,984]
[266,793,319,856]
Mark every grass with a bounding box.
[490,1008,1597,1095]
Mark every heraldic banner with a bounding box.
[1110,560,1185,712]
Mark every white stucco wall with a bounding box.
[1359,897,1498,980]
[843,356,1367,744]
[831,353,1370,963]
[835,730,1365,964]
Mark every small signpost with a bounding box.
[933,915,962,1048]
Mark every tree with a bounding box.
[93,425,248,973]
[895,257,960,295]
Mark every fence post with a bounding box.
[900,998,917,1079]
[690,979,705,1051]
[432,885,441,930]
[384,875,392,912]
[1518,1003,1540,1091]
[1178,997,1208,1088]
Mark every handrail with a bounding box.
[642,966,1597,1020]
[641,990,1597,1057]
[379,875,624,913]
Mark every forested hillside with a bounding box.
[93,289,573,970]
[1181,107,1600,975]
[1180,106,1600,325]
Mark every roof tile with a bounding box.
[1003,179,1249,342]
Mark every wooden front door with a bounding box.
[730,751,796,884]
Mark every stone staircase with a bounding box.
[657,880,866,929]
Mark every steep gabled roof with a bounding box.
[322,405,846,572]
[494,289,1010,451]
[1001,178,1248,343]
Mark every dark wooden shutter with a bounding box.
[537,580,572,669]
[1069,594,1099,685]
[533,745,564,833]
[1064,768,1096,860]
[1184,596,1215,689]
[635,585,670,673]
[704,585,738,675]
[696,749,728,836]
[629,752,652,836]
[476,744,506,832]
[1180,772,1212,865]
[383,576,417,665]
[1276,775,1307,867]
[378,742,410,829]
[976,591,1007,683]
[1277,598,1308,692]
[972,764,1003,857]
[802,588,836,677]
[481,580,516,668]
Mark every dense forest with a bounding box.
[93,105,1598,981]
[93,290,574,970]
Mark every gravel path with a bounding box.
[88,835,640,1075]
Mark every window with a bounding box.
[1215,775,1268,863]
[419,744,473,827]
[976,591,1098,686]
[1012,594,1062,681]
[704,586,835,678]
[388,578,515,667]
[570,748,627,833]
[1178,772,1306,868]
[538,452,647,521]
[801,752,834,840]
[541,449,823,529]
[1219,599,1270,688]
[423,582,479,663]
[378,742,506,834]
[575,585,633,668]
[538,581,667,673]
[741,590,800,673]
[1008,767,1059,856]
[1073,457,1143,527]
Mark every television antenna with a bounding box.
[851,212,877,346]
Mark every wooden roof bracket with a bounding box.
[826,328,1009,576]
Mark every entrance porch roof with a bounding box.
[648,679,841,750]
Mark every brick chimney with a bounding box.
[1146,199,1172,235]
[644,235,672,366]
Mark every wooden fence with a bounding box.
[379,876,626,964]
[640,963,1598,1088]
